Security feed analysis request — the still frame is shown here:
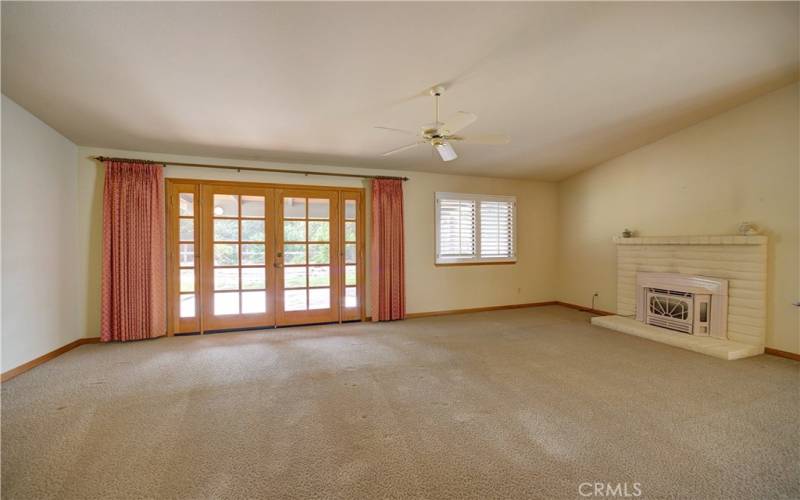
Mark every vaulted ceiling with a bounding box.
[2,2,797,180]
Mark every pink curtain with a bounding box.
[101,161,166,341]
[370,179,405,321]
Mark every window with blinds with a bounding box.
[480,200,515,258]
[437,198,476,259]
[435,192,516,264]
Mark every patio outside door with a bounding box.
[275,189,340,326]
[166,180,363,335]
[200,185,275,331]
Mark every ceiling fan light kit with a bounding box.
[377,86,510,162]
[434,141,458,162]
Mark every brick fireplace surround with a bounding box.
[592,235,767,360]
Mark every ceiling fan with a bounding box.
[376,86,510,162]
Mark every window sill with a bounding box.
[435,260,517,267]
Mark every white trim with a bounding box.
[435,192,517,265]
[435,256,518,265]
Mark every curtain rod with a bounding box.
[91,156,409,181]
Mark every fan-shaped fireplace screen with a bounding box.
[646,288,694,333]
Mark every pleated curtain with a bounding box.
[369,179,406,321]
[101,161,166,341]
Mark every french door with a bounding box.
[166,180,365,334]
[276,189,340,325]
[201,185,275,331]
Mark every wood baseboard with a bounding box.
[1,337,101,382]
[764,347,800,361]
[555,301,615,316]
[404,301,558,319]
[372,301,614,321]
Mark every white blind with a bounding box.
[436,192,516,263]
[437,198,476,258]
[480,200,515,258]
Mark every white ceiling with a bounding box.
[2,2,798,180]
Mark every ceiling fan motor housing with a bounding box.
[423,127,444,140]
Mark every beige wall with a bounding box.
[557,83,799,354]
[1,95,81,370]
[77,147,559,338]
[7,82,796,371]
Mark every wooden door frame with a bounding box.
[339,190,366,322]
[166,181,202,335]
[166,178,366,335]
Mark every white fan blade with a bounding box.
[439,111,477,135]
[450,134,510,145]
[381,141,425,156]
[374,126,416,136]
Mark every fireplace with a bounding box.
[645,287,710,334]
[592,235,765,360]
[636,272,728,339]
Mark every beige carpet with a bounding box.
[2,306,798,499]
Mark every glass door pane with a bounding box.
[276,190,339,326]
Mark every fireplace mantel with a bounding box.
[612,235,766,246]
